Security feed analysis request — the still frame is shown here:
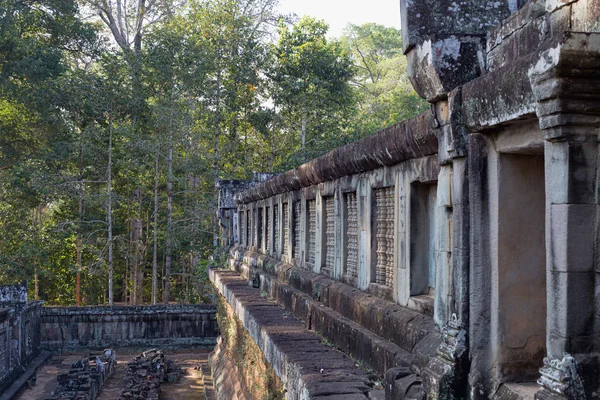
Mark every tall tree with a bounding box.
[271,17,355,163]
[340,23,428,135]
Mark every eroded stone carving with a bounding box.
[307,200,316,268]
[325,196,335,272]
[375,187,394,287]
[274,205,279,255]
[293,201,301,261]
[537,354,586,400]
[345,192,359,279]
[437,314,467,363]
[283,204,289,256]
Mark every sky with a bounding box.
[276,0,402,38]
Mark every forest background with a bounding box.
[0,0,427,305]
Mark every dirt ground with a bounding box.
[15,349,212,400]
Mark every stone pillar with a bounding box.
[357,179,373,291]
[333,188,342,280]
[267,200,274,256]
[315,191,324,274]
[434,165,453,328]
[422,92,470,400]
[261,204,267,254]
[300,195,307,267]
[529,37,600,399]
[286,197,293,264]
[396,171,410,306]
[276,199,283,260]
[249,203,255,250]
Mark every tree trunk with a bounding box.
[34,261,39,301]
[76,187,83,306]
[76,133,83,306]
[152,150,159,305]
[213,70,222,253]
[131,190,143,305]
[301,110,307,163]
[164,112,174,304]
[107,109,114,305]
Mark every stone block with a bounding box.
[549,204,600,272]
[548,271,595,356]
[550,204,598,273]
[572,0,600,32]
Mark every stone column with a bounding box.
[250,203,255,250]
[286,197,293,264]
[357,179,373,291]
[395,171,410,306]
[529,36,600,399]
[333,188,342,280]
[422,91,470,400]
[276,199,283,260]
[315,191,324,274]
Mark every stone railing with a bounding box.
[233,109,446,318]
[40,304,218,351]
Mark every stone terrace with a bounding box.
[215,0,600,399]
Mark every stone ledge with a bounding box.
[236,110,439,204]
[257,270,426,377]
[229,247,440,361]
[0,351,52,400]
[209,269,376,400]
[42,304,217,315]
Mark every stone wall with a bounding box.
[217,0,600,399]
[40,304,218,351]
[210,296,284,400]
[0,282,43,394]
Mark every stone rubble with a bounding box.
[118,349,182,400]
[44,349,116,400]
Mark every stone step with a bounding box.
[210,269,376,399]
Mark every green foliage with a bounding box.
[340,23,428,136]
[0,0,426,305]
[270,16,355,164]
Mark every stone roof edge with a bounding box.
[236,109,440,204]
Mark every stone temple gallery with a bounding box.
[2,0,600,399]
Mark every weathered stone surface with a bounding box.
[217,1,600,399]
[237,111,440,204]
[118,349,181,400]
[40,304,218,351]
[45,350,116,400]
[210,269,376,400]
[229,247,440,372]
[0,282,28,303]
[0,282,43,396]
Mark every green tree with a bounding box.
[340,23,428,136]
[271,17,355,164]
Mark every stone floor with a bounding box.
[14,349,213,400]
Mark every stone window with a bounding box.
[266,206,271,254]
[307,200,316,268]
[324,196,335,273]
[374,187,394,287]
[344,192,359,279]
[257,208,263,251]
[274,204,279,255]
[410,182,437,295]
[283,204,289,256]
[293,201,301,261]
